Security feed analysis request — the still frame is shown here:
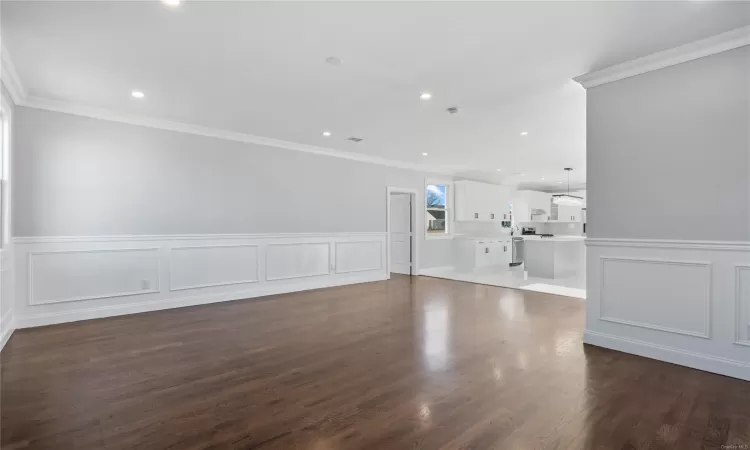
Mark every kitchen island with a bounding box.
[523,236,585,279]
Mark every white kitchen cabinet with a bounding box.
[514,191,552,222]
[552,204,582,222]
[454,238,511,271]
[511,196,530,223]
[455,181,511,222]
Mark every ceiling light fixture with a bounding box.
[422,152,428,156]
[552,168,584,206]
[322,131,331,137]
[420,92,432,100]
[541,177,545,180]
[520,131,528,136]
[496,169,502,172]
[162,0,180,6]
[131,90,145,99]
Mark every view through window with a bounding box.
[426,184,448,235]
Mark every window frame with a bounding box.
[424,179,453,240]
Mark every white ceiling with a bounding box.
[3,1,749,189]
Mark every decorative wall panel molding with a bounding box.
[599,257,712,338]
[335,241,383,274]
[169,244,260,291]
[14,233,387,328]
[735,265,750,347]
[265,242,331,281]
[29,248,161,305]
[587,239,750,382]
[586,238,750,251]
[14,232,386,245]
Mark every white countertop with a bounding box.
[453,235,511,241]
[518,235,586,242]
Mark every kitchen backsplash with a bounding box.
[518,221,584,236]
[454,221,511,237]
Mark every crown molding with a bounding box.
[1,45,27,105]
[574,25,750,89]
[20,95,455,176]
[5,40,452,176]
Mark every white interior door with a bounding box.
[390,193,412,275]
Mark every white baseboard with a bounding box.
[584,330,750,382]
[418,265,454,275]
[0,308,15,351]
[17,272,385,329]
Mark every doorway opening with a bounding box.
[386,187,418,277]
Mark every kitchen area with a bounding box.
[421,177,586,299]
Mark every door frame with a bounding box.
[386,187,419,279]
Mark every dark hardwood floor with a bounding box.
[2,275,749,449]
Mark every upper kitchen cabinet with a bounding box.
[514,190,552,221]
[550,190,586,222]
[511,196,530,223]
[552,204,582,222]
[455,181,511,222]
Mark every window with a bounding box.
[426,183,450,237]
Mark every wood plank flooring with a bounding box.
[2,275,749,449]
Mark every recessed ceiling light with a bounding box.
[322,131,331,137]
[162,0,180,6]
[422,152,428,156]
[558,181,563,184]
[520,131,528,136]
[131,90,145,99]
[541,177,545,180]
[420,92,432,100]
[518,172,525,176]
[496,169,502,172]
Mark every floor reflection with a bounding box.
[422,300,450,372]
[3,274,746,449]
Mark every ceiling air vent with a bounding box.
[346,137,363,143]
[446,106,460,114]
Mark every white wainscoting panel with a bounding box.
[29,248,160,305]
[599,257,712,338]
[735,265,750,346]
[170,245,259,291]
[0,248,15,351]
[336,241,383,274]
[266,242,330,281]
[586,238,750,382]
[12,233,387,329]
[0,308,14,352]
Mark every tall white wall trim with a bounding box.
[13,232,388,329]
[586,238,750,381]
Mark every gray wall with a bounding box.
[587,46,750,241]
[13,107,454,267]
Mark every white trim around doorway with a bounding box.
[386,187,419,278]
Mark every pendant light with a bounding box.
[552,168,583,206]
